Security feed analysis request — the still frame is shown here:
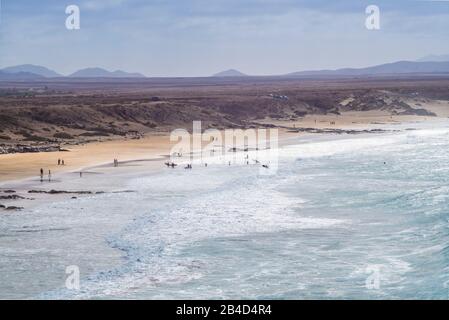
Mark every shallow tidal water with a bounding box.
[2,121,449,299]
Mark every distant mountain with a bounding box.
[0,70,44,80]
[417,54,449,62]
[288,61,449,77]
[1,64,62,77]
[69,67,145,78]
[213,69,247,77]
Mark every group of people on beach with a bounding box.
[38,152,269,183]
[166,160,268,170]
[39,168,51,182]
[164,154,269,171]
[38,158,68,182]
[165,162,177,168]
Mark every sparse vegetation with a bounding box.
[0,77,447,153]
[53,132,74,139]
[0,134,11,140]
[79,131,110,137]
[23,135,49,142]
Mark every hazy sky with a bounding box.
[1,0,449,76]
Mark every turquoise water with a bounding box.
[2,121,449,299]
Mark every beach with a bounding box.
[0,111,435,184]
[0,112,437,215]
[0,134,174,183]
[2,117,449,299]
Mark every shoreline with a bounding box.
[2,116,449,299]
[0,114,442,187]
[0,133,174,184]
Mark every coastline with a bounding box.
[0,133,174,184]
[0,113,439,186]
[0,114,442,213]
[1,116,449,299]
[30,117,449,299]
[3,1,449,300]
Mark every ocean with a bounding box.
[1,120,449,299]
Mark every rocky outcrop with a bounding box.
[27,189,134,195]
[287,128,392,135]
[0,204,23,211]
[0,194,26,200]
[28,190,93,195]
[5,206,24,211]
[0,144,63,154]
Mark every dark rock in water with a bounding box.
[5,206,24,211]
[49,190,92,195]
[28,190,93,195]
[287,127,392,135]
[3,190,16,193]
[71,197,77,199]
[0,204,5,209]
[0,194,25,200]
[111,190,136,194]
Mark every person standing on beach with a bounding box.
[40,168,44,182]
[62,160,65,166]
[58,159,61,166]
[48,170,51,182]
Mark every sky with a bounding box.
[0,0,449,77]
